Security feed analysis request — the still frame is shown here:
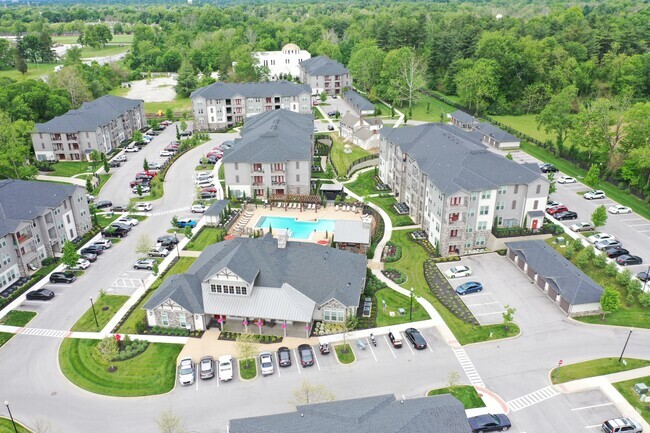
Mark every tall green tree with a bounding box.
[454,59,500,114]
[174,61,197,98]
[600,286,620,320]
[61,241,80,268]
[584,164,601,187]
[536,85,578,148]
[0,112,37,180]
[347,41,385,92]
[591,205,608,229]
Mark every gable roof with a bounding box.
[340,112,360,127]
[476,122,519,143]
[506,240,604,305]
[0,179,82,237]
[380,123,543,195]
[299,55,349,76]
[334,220,371,245]
[449,110,478,125]
[190,81,311,100]
[222,109,313,164]
[204,200,229,217]
[343,90,375,113]
[143,274,204,312]
[229,393,471,433]
[35,95,143,133]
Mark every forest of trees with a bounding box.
[0,0,647,196]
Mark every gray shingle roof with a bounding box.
[380,123,543,195]
[344,90,375,113]
[35,95,143,133]
[143,274,204,312]
[190,81,311,100]
[299,55,349,76]
[334,220,371,245]
[450,110,478,125]
[476,122,519,143]
[229,393,471,433]
[340,112,360,127]
[222,109,313,164]
[0,179,81,237]
[143,235,366,314]
[506,240,604,305]
[204,200,229,217]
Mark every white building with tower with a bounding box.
[253,43,311,80]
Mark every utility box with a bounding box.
[633,383,648,396]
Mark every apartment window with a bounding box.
[475,236,486,246]
[210,284,217,293]
[498,186,507,195]
[323,308,345,322]
[496,202,505,210]
[496,216,503,226]
[450,229,458,238]
[514,185,519,194]
[481,191,491,200]
[469,209,475,217]
[466,227,473,233]
[35,234,40,243]
[241,286,247,295]
[477,221,487,231]
[235,175,240,183]
[0,238,6,248]
[536,184,541,194]
[178,313,187,328]
[479,206,489,215]
[234,163,239,170]
[161,312,169,327]
[471,193,477,201]
[295,161,299,169]
[533,200,539,210]
[296,174,300,182]
[236,286,242,295]
[66,215,71,224]
[511,200,517,210]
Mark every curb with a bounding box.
[332,343,357,366]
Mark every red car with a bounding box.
[547,205,569,215]
[201,186,218,193]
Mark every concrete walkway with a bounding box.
[35,174,87,187]
[393,224,421,231]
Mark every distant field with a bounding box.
[492,114,555,143]
[53,34,133,44]
[81,44,130,58]
[0,63,58,81]
[397,93,456,122]
[144,98,192,115]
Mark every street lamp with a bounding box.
[89,297,99,329]
[174,233,180,258]
[4,401,18,433]
[618,329,633,363]
[409,288,414,321]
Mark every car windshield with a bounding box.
[220,361,231,369]
[180,366,193,375]
[201,362,211,371]
[301,350,312,360]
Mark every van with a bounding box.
[388,331,402,348]
[602,418,642,433]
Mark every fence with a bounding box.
[346,154,379,178]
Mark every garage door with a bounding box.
[536,275,546,290]
[526,266,536,280]
[559,298,571,314]
[547,287,559,302]
[508,249,516,262]
[518,258,526,271]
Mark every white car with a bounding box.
[86,194,95,202]
[134,202,153,212]
[588,233,615,244]
[195,172,213,180]
[116,216,139,226]
[93,239,113,249]
[259,352,274,376]
[557,176,577,184]
[160,150,174,157]
[114,155,127,162]
[546,201,562,210]
[125,145,140,153]
[191,204,207,213]
[178,358,195,386]
[196,179,214,188]
[70,259,90,270]
[148,246,169,258]
[570,222,594,232]
[132,185,151,194]
[444,265,472,279]
[584,190,606,200]
[608,205,632,214]
[218,355,233,381]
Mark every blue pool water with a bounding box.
[255,216,336,240]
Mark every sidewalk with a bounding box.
[35,174,87,187]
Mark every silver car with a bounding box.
[259,352,274,376]
[178,358,195,386]
[595,239,622,251]
[199,356,214,380]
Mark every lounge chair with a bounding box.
[347,205,351,211]
[335,205,339,211]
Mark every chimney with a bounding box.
[277,229,289,249]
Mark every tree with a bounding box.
[454,59,500,114]
[136,183,143,197]
[536,85,578,148]
[103,159,110,173]
[83,24,112,49]
[133,130,143,143]
[14,53,27,75]
[136,234,153,256]
[63,47,83,66]
[600,286,620,320]
[502,304,516,330]
[347,41,385,92]
[547,172,557,195]
[235,333,258,368]
[180,120,187,132]
[397,50,427,109]
[96,336,119,371]
[143,158,149,171]
[61,241,80,268]
[584,164,601,187]
[591,205,608,229]
[184,225,193,239]
[156,410,185,433]
[175,125,181,140]
[319,91,327,102]
[446,371,460,388]
[165,109,174,121]
[33,418,62,433]
[292,380,335,406]
[152,261,159,276]
[0,112,37,180]
[49,67,92,109]
[174,61,197,98]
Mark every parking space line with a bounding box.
[628,223,650,226]
[463,292,492,297]
[195,366,199,391]
[585,425,601,429]
[275,353,281,378]
[405,337,415,355]
[475,311,506,316]
[313,350,321,371]
[571,402,613,411]
[466,301,500,307]
[383,335,396,358]
[366,339,378,361]
[293,349,301,374]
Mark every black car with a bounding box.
[81,246,104,255]
[149,130,160,136]
[110,222,132,232]
[157,235,179,246]
[554,211,578,220]
[605,247,629,259]
[80,252,98,262]
[637,271,650,282]
[180,130,193,137]
[102,226,128,238]
[199,191,216,199]
[468,413,512,433]
[298,344,314,367]
[49,272,76,284]
[26,288,55,301]
[277,346,292,367]
[404,328,427,350]
[95,200,112,209]
[111,204,129,212]
[108,160,121,168]
[540,163,558,173]
[616,255,643,266]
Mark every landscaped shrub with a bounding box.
[584,247,596,261]
[563,246,575,260]
[615,269,632,287]
[592,253,607,268]
[41,257,58,266]
[571,238,585,252]
[423,259,479,325]
[638,292,650,308]
[111,337,149,361]
[627,278,642,296]
[384,242,402,262]
[604,261,619,277]
[364,269,387,297]
[495,249,507,256]
[576,250,590,269]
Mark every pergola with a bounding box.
[270,194,322,211]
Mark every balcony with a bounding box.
[16,232,32,244]
[271,181,286,186]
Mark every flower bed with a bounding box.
[423,259,478,325]
[219,332,281,344]
[429,255,461,263]
[414,238,437,256]
[382,268,406,284]
[113,336,149,361]
[383,241,402,262]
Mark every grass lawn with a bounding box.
[551,358,650,384]
[80,44,129,58]
[144,98,192,115]
[492,114,555,143]
[389,229,520,345]
[92,173,112,195]
[0,332,13,348]
[0,418,32,433]
[44,162,94,177]
[375,288,430,326]
[334,344,355,364]
[52,34,133,44]
[0,310,37,327]
[397,93,456,122]
[218,164,225,181]
[117,257,196,334]
[521,142,650,220]
[345,169,383,197]
[614,376,650,424]
[185,228,225,251]
[239,359,257,380]
[58,338,182,396]
[329,133,372,177]
[313,107,324,119]
[367,196,414,227]
[427,385,485,409]
[71,294,130,332]
[96,213,119,228]
[0,62,59,81]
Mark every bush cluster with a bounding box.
[220,332,279,343]
[429,256,461,263]
[112,338,149,361]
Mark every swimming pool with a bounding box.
[255,216,336,240]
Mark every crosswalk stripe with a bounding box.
[506,386,560,412]
[19,328,68,338]
[451,347,485,388]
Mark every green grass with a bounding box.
[375,288,430,326]
[52,34,133,44]
[346,170,383,197]
[367,196,414,227]
[313,107,324,119]
[492,114,555,143]
[521,142,650,220]
[80,44,129,58]
[329,133,372,177]
[218,164,225,181]
[239,359,257,380]
[614,376,650,424]
[0,310,36,327]
[0,332,13,349]
[92,173,112,195]
[397,93,456,122]
[44,162,95,177]
[427,385,485,409]
[58,338,182,396]
[71,294,129,332]
[185,228,225,251]
[0,418,32,433]
[96,213,119,228]
[551,358,650,384]
[0,62,59,81]
[144,98,192,115]
[117,257,196,334]
[389,229,520,345]
[334,344,355,364]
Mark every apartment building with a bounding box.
[0,179,92,289]
[222,109,313,198]
[32,95,146,162]
[449,110,521,150]
[298,56,351,96]
[379,123,549,256]
[253,43,311,80]
[190,81,312,131]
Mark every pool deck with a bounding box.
[237,204,369,243]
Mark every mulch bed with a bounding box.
[423,259,479,325]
